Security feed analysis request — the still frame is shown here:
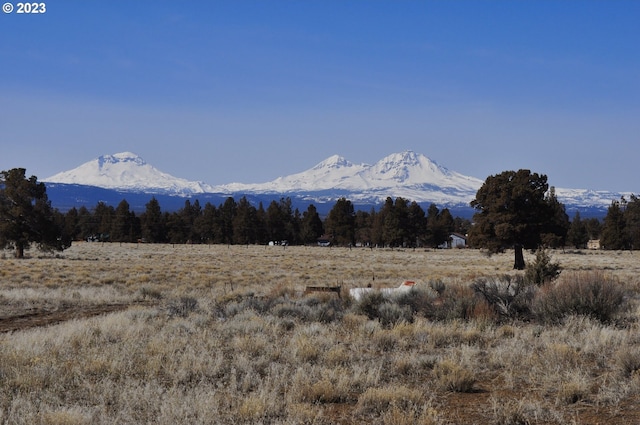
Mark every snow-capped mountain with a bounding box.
[214,151,485,205]
[218,154,370,193]
[44,152,216,196]
[42,150,632,216]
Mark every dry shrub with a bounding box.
[291,333,321,363]
[292,368,355,404]
[166,296,198,318]
[354,291,386,320]
[471,275,535,322]
[433,359,476,393]
[356,385,423,416]
[342,312,368,332]
[324,345,351,367]
[425,284,479,322]
[237,396,268,421]
[533,271,628,324]
[353,291,413,327]
[557,381,589,405]
[616,347,640,378]
[491,399,532,425]
[469,299,499,324]
[497,324,516,339]
[377,302,413,327]
[427,322,484,349]
[393,286,438,316]
[553,370,592,405]
[268,281,297,299]
[373,329,399,352]
[491,397,563,425]
[381,403,445,425]
[297,379,345,404]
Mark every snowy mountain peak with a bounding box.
[371,151,440,180]
[213,151,485,204]
[44,152,215,195]
[312,154,356,170]
[98,152,146,167]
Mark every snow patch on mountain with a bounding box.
[44,152,216,196]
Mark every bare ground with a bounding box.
[0,301,154,333]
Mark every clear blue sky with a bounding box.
[1,1,638,192]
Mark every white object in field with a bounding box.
[349,280,417,301]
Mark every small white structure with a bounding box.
[439,233,467,249]
[349,280,417,301]
[587,239,601,250]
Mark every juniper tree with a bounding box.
[469,169,568,270]
[0,168,67,258]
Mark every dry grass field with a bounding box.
[2,243,640,424]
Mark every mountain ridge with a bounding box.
[43,151,633,215]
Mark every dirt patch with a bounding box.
[0,301,154,333]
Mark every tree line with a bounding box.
[1,167,639,260]
[57,195,468,249]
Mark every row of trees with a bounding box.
[599,195,640,250]
[1,168,638,264]
[58,195,467,249]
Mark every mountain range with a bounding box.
[43,151,631,217]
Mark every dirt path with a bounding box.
[0,301,154,333]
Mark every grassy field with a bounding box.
[1,243,640,424]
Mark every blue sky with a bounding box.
[1,1,638,192]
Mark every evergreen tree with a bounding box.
[567,211,589,249]
[454,217,472,236]
[437,208,455,247]
[233,196,258,244]
[182,199,203,243]
[217,197,237,244]
[0,168,67,258]
[469,169,562,269]
[354,209,373,247]
[600,199,629,249]
[325,197,355,246]
[166,210,188,244]
[76,206,95,240]
[585,218,602,240]
[370,206,385,247]
[425,204,454,248]
[407,201,426,247]
[624,195,640,250]
[291,208,302,245]
[300,204,324,244]
[266,199,287,243]
[197,202,217,243]
[393,197,410,246]
[255,202,268,244]
[93,202,115,241]
[140,197,166,243]
[279,198,296,243]
[540,187,570,248]
[111,199,138,242]
[380,197,398,246]
[63,207,81,241]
